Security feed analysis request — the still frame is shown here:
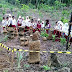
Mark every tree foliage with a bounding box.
[4,0,72,8]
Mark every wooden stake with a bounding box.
[11,48,14,72]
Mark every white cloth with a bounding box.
[54,25,59,30]
[6,20,10,26]
[2,20,6,27]
[17,19,22,24]
[41,22,45,28]
[21,20,26,26]
[9,17,12,24]
[57,21,63,30]
[70,30,72,37]
[32,23,37,29]
[62,23,69,36]
[12,19,17,26]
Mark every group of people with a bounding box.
[1,14,72,42]
[2,14,51,33]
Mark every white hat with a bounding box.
[38,18,40,21]
[57,21,63,26]
[19,16,21,19]
[42,21,44,24]
[9,14,11,17]
[26,16,29,19]
[22,17,24,19]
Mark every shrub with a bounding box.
[2,9,6,15]
[52,34,56,42]
[43,65,51,71]
[0,17,2,21]
[60,37,66,45]
[62,10,68,15]
[28,3,35,9]
[21,4,29,11]
[0,4,2,8]
[41,31,49,37]
[63,19,69,23]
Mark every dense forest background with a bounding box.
[0,0,72,23]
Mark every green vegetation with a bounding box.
[60,37,66,45]
[52,35,56,42]
[43,65,51,71]
[41,31,49,38]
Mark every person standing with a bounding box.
[45,19,51,34]
[12,16,17,28]
[37,18,41,32]
[17,16,22,26]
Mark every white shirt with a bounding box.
[6,20,10,26]
[17,19,22,24]
[41,23,45,28]
[21,20,26,26]
[2,20,6,27]
[62,23,69,36]
[12,19,17,26]
[32,23,37,29]
[9,17,12,24]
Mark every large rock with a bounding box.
[48,53,60,67]
[32,31,40,41]
[20,37,29,46]
[18,26,24,32]
[29,40,40,63]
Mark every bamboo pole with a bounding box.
[11,48,14,72]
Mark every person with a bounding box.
[41,21,45,30]
[2,17,6,29]
[37,18,41,32]
[21,17,26,27]
[45,19,51,34]
[12,16,17,28]
[5,17,10,27]
[62,23,69,40]
[8,14,12,24]
[17,16,22,26]
[31,19,36,33]
[25,16,30,23]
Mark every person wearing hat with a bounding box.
[25,16,31,31]
[9,14,12,24]
[45,19,51,34]
[62,23,69,40]
[17,16,22,26]
[37,18,41,32]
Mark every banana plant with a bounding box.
[17,51,24,68]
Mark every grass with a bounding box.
[43,65,51,71]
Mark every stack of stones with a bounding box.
[3,27,8,35]
[47,29,53,40]
[19,26,30,46]
[29,31,40,63]
[7,27,16,39]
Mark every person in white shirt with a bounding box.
[25,16,30,23]
[6,17,10,27]
[41,21,45,28]
[17,16,22,26]
[2,17,6,28]
[62,23,69,36]
[12,16,17,27]
[9,14,12,24]
[21,17,26,27]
